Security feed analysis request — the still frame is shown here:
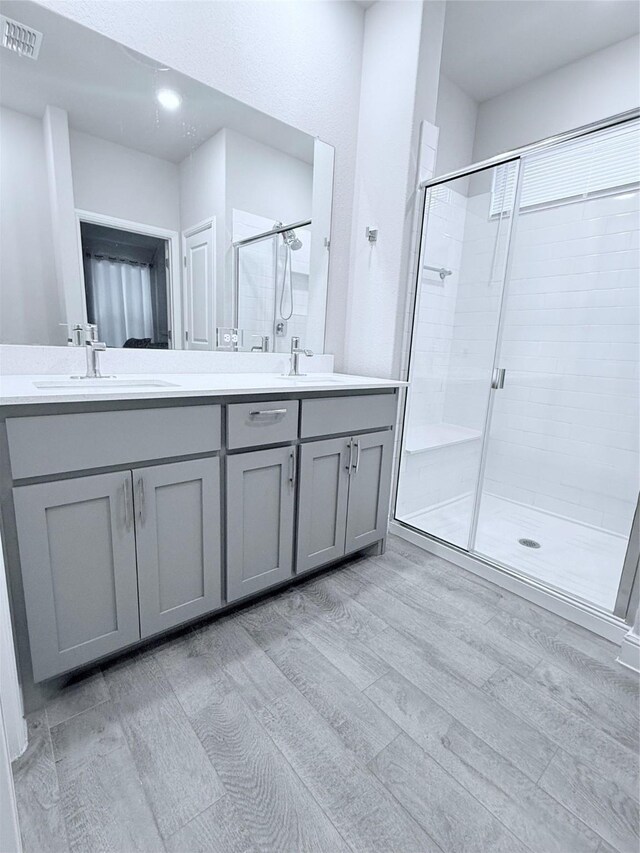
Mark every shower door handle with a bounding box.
[491,368,506,390]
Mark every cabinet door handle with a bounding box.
[249,409,287,417]
[353,438,361,474]
[124,477,133,531]
[346,438,353,474]
[136,476,145,525]
[289,450,297,487]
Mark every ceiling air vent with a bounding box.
[0,15,43,60]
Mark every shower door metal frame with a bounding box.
[465,158,525,555]
[393,107,640,627]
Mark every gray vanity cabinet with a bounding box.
[133,458,221,638]
[6,391,399,688]
[344,430,394,554]
[226,446,296,602]
[296,430,394,573]
[296,437,351,573]
[12,472,141,681]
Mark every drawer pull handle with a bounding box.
[249,409,287,417]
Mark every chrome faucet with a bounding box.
[288,336,313,377]
[84,339,107,378]
[250,334,271,353]
[70,324,112,379]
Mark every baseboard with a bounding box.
[389,520,628,644]
[617,631,640,674]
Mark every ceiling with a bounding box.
[0,1,315,164]
[441,0,640,102]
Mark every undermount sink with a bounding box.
[33,378,179,390]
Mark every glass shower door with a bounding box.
[395,162,520,548]
[473,120,640,612]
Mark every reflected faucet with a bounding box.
[69,323,112,379]
[288,336,313,377]
[250,334,271,353]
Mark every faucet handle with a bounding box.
[60,322,98,346]
[88,340,106,352]
[302,349,314,357]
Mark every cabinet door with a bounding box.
[134,458,221,638]
[13,472,140,681]
[226,446,295,602]
[297,437,350,574]
[345,431,394,554]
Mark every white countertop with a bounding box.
[0,372,406,406]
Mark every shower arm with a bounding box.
[424,264,452,280]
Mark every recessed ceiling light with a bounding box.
[156,88,181,111]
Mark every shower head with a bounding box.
[282,229,302,251]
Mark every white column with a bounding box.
[307,139,335,354]
[43,105,85,335]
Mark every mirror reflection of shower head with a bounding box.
[282,229,302,251]
[273,222,302,251]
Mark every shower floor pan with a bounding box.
[401,493,628,612]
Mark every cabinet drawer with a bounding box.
[7,405,221,479]
[227,399,298,449]
[301,393,397,439]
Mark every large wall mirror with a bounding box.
[0,1,334,353]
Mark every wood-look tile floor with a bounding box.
[12,535,640,853]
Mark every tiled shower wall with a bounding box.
[396,184,468,517]
[408,187,466,431]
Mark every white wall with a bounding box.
[225,130,313,229]
[70,130,181,231]
[179,128,227,326]
[0,106,61,345]
[179,129,226,233]
[38,0,365,367]
[473,35,640,162]
[434,74,478,177]
[344,0,425,378]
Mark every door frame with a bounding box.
[74,209,183,347]
[182,218,216,350]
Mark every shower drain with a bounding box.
[518,538,541,549]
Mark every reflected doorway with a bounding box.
[80,221,171,349]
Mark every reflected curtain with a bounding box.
[87,257,154,347]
